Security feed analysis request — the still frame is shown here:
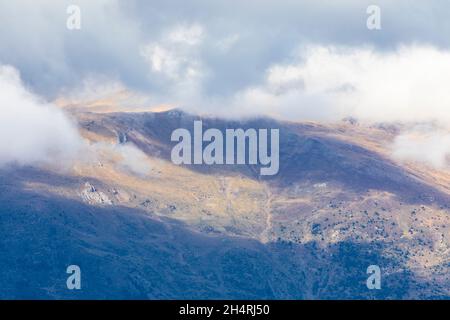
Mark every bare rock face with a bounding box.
[81,181,112,205]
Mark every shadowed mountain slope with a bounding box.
[0,109,448,299]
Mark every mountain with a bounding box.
[0,108,448,299]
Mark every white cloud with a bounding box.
[391,126,450,168]
[86,141,151,177]
[0,65,82,167]
[115,143,152,176]
[168,24,204,46]
[203,45,450,125]
[139,23,208,106]
[140,24,206,82]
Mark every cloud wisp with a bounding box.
[0,65,82,167]
[214,45,450,125]
[391,126,450,169]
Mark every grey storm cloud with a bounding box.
[2,0,450,99]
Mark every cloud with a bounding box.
[115,144,152,176]
[0,65,82,167]
[86,141,151,177]
[0,0,146,97]
[140,23,208,104]
[200,45,450,126]
[6,0,450,99]
[140,23,205,79]
[391,126,450,168]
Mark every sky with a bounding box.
[1,0,450,105]
[0,0,450,167]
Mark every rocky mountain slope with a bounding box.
[0,108,448,299]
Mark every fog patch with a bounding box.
[0,65,82,167]
[391,126,450,169]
